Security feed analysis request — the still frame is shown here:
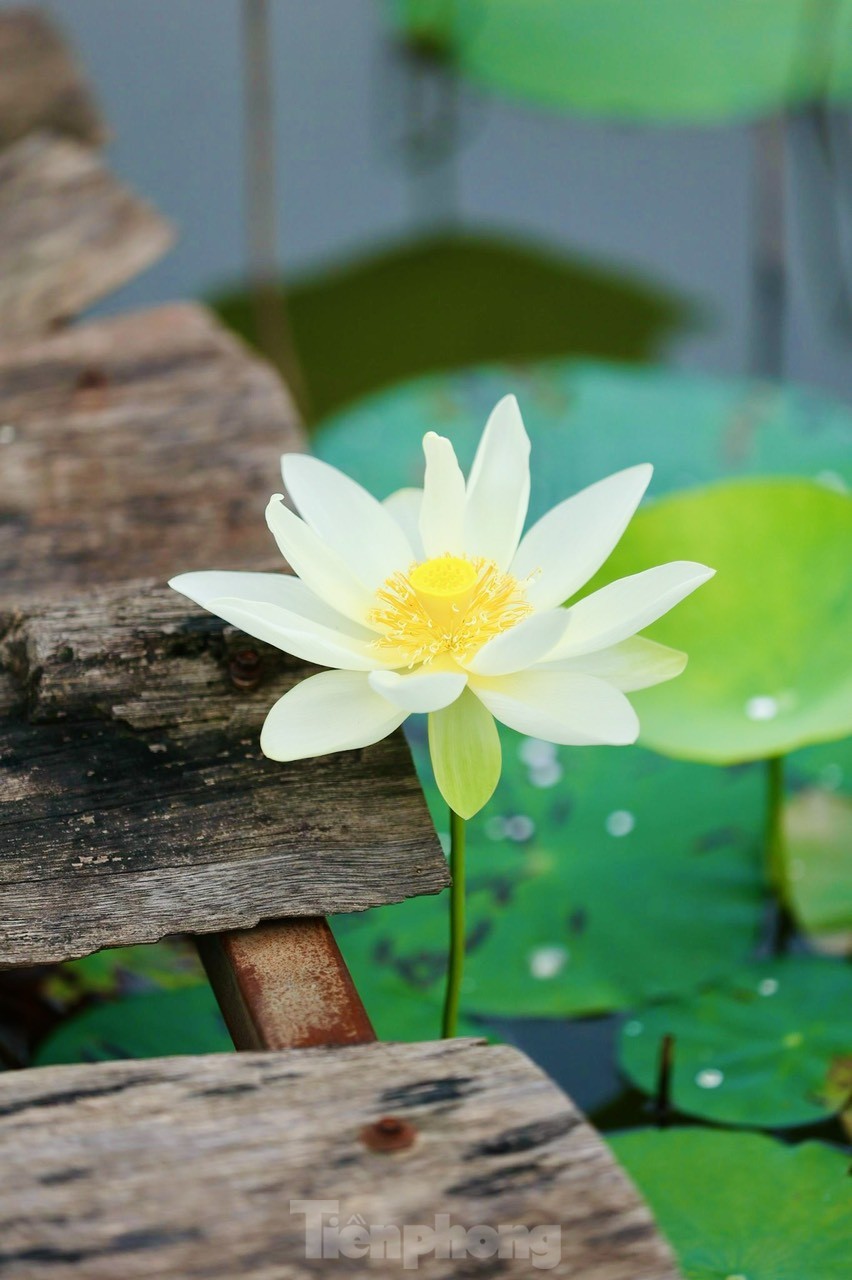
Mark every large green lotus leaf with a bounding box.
[618,956,852,1128]
[34,985,232,1066]
[213,235,688,423]
[589,479,852,763]
[609,1129,849,1280]
[335,733,768,1019]
[782,788,852,951]
[314,360,852,521]
[390,1,852,122]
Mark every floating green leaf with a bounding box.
[609,1128,850,1280]
[591,479,852,763]
[34,985,232,1066]
[618,956,852,1128]
[214,235,690,422]
[782,788,852,951]
[390,0,852,122]
[336,735,767,1018]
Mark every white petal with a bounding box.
[383,487,424,560]
[463,395,531,569]
[204,597,389,671]
[281,453,413,589]
[261,670,406,761]
[419,432,466,559]
[368,667,467,712]
[537,636,687,690]
[465,608,571,677]
[549,562,716,659]
[266,496,375,626]
[169,570,374,637]
[512,464,653,608]
[471,670,639,745]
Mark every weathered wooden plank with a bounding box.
[197,918,377,1050]
[0,8,105,152]
[0,1039,680,1279]
[0,303,302,609]
[0,133,172,340]
[0,584,448,968]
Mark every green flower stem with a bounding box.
[764,755,794,954]
[441,807,466,1038]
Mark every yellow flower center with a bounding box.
[369,553,532,666]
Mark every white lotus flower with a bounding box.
[171,396,713,817]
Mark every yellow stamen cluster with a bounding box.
[369,553,532,667]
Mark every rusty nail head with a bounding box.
[360,1116,417,1153]
[228,648,262,690]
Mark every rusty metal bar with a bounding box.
[197,916,376,1051]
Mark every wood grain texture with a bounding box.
[0,583,448,968]
[0,8,105,151]
[0,302,302,608]
[0,133,172,340]
[0,1038,680,1279]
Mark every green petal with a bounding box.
[428,689,501,819]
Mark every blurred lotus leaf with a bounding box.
[34,985,231,1066]
[314,360,852,517]
[618,955,852,1128]
[42,939,206,1012]
[590,478,852,764]
[389,0,852,122]
[362,971,483,1041]
[335,735,767,1020]
[822,1054,852,1140]
[213,234,691,422]
[781,788,852,952]
[609,1128,849,1280]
